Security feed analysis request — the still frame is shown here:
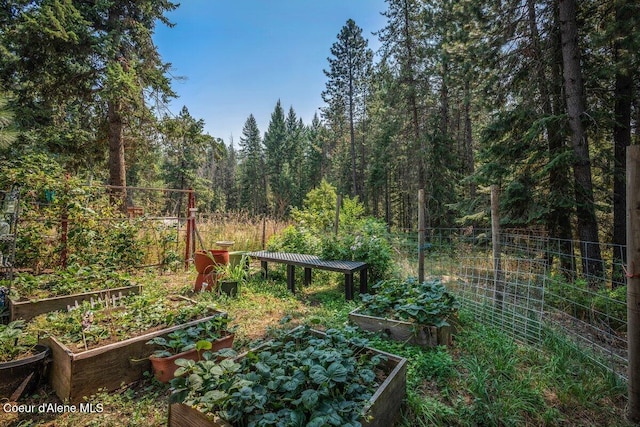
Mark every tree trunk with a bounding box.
[349,75,358,197]
[108,99,127,211]
[528,0,575,278]
[558,0,603,284]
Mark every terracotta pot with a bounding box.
[194,251,215,274]
[208,250,229,266]
[194,272,222,293]
[0,344,51,399]
[149,333,235,383]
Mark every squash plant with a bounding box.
[360,277,459,327]
[170,326,388,427]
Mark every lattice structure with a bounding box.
[392,227,628,380]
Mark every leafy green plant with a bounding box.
[360,277,459,327]
[147,315,230,358]
[11,264,134,300]
[321,218,393,282]
[28,289,221,352]
[0,320,36,362]
[216,256,250,283]
[266,224,322,255]
[170,326,390,427]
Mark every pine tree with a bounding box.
[238,114,266,215]
[0,0,177,206]
[322,19,373,198]
[263,100,289,217]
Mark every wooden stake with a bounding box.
[627,145,640,423]
[418,189,425,283]
[491,185,503,311]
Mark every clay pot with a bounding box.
[194,251,215,275]
[209,250,229,266]
[149,333,235,383]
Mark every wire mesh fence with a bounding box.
[391,227,628,381]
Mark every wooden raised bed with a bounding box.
[40,312,226,403]
[168,328,408,427]
[9,285,141,322]
[349,307,453,347]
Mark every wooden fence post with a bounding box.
[491,185,503,311]
[418,189,425,283]
[627,145,640,423]
[184,189,195,271]
[334,194,342,236]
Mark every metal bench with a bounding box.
[246,251,368,300]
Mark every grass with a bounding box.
[1,264,633,427]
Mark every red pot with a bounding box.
[194,251,215,274]
[208,249,229,266]
[149,333,235,383]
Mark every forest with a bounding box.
[0,1,638,275]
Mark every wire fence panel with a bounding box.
[391,227,628,381]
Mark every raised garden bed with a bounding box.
[41,312,227,403]
[9,284,141,321]
[349,307,453,347]
[8,266,139,321]
[351,277,458,348]
[168,326,407,427]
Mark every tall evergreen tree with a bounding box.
[159,106,217,213]
[238,114,266,215]
[263,100,289,217]
[0,0,177,206]
[558,0,603,281]
[322,19,373,198]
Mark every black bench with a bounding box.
[246,251,368,300]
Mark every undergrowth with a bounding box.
[3,269,632,427]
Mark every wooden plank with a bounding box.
[10,285,141,322]
[169,404,231,427]
[43,312,226,403]
[247,251,369,300]
[349,308,451,347]
[627,144,640,421]
[41,336,72,402]
[247,251,367,274]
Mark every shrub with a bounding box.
[266,225,321,255]
[321,218,393,282]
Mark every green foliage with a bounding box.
[11,264,134,301]
[0,320,36,362]
[545,274,627,331]
[28,288,219,350]
[0,153,145,270]
[321,218,393,282]
[290,179,338,232]
[266,225,321,255]
[147,315,230,358]
[170,326,387,427]
[359,277,459,327]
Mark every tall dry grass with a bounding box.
[194,212,291,251]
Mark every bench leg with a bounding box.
[345,273,354,300]
[359,268,368,294]
[304,268,312,286]
[287,265,295,294]
[261,261,268,279]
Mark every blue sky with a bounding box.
[152,0,387,146]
